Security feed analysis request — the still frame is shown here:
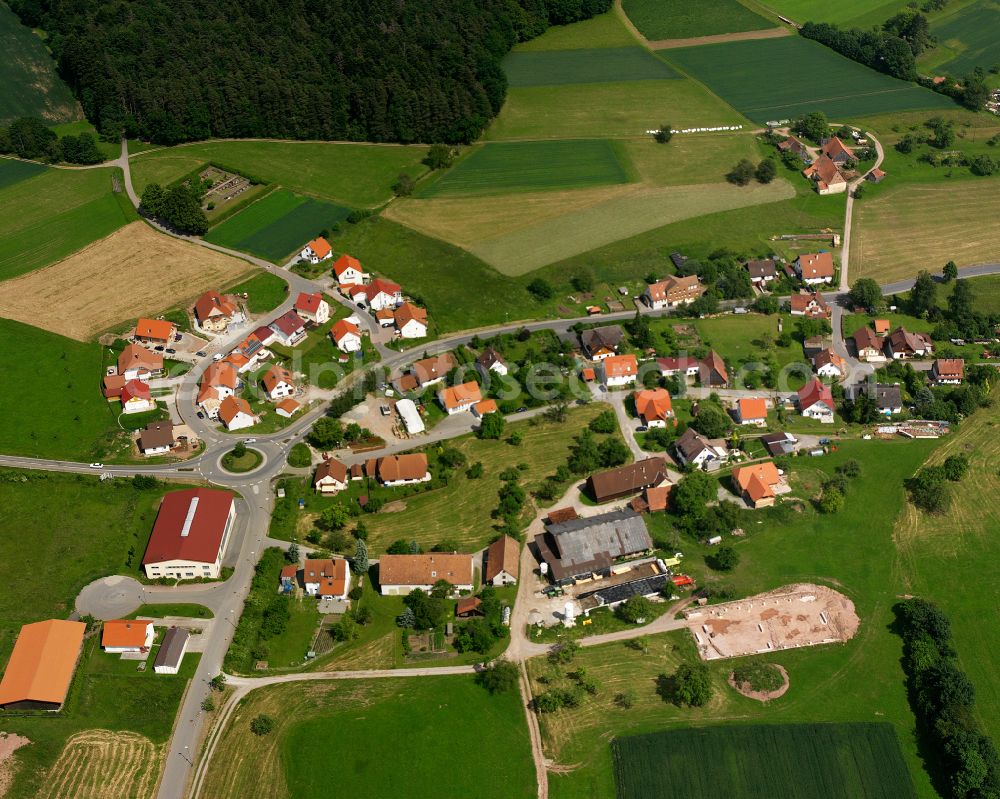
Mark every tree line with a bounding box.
[10,0,611,146]
[0,116,103,164]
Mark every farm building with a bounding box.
[102,620,154,653]
[587,457,669,503]
[0,620,86,710]
[154,628,189,675]
[378,553,474,596]
[485,535,520,586]
[141,488,237,580]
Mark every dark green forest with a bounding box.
[10,0,611,145]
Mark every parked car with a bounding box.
[154,345,165,351]
[196,350,207,357]
[88,463,104,469]
[516,406,528,413]
[196,411,205,419]
[636,425,648,432]
[213,353,224,361]
[165,348,176,354]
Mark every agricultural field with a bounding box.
[204,188,351,262]
[0,3,79,124]
[0,165,136,280]
[623,134,763,185]
[612,724,915,799]
[0,221,254,340]
[663,36,955,123]
[851,180,1000,284]
[622,0,778,41]
[518,8,638,50]
[417,140,631,198]
[503,46,679,87]
[926,0,1000,75]
[0,158,46,189]
[753,0,912,27]
[128,140,427,207]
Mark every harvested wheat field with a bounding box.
[36,730,160,799]
[0,221,254,340]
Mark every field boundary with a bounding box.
[651,25,791,48]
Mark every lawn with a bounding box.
[0,3,78,124]
[204,188,352,263]
[851,179,1000,284]
[417,140,632,198]
[612,724,916,799]
[230,271,288,313]
[927,0,1000,75]
[623,0,777,40]
[128,140,428,207]
[199,676,534,799]
[624,134,763,185]
[503,46,679,87]
[0,166,135,280]
[127,603,214,619]
[0,157,47,189]
[662,36,955,124]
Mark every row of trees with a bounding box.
[726,158,777,186]
[10,0,611,145]
[800,21,920,81]
[0,116,103,164]
[906,454,969,512]
[140,182,208,235]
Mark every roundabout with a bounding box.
[218,446,265,475]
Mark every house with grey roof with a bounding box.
[533,509,652,585]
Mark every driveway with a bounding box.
[75,575,146,619]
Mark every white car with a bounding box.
[89,463,104,469]
[243,438,257,444]
[213,353,224,361]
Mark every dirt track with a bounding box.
[648,26,790,49]
[0,221,254,341]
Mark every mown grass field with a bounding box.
[612,724,915,799]
[663,36,955,123]
[0,165,135,280]
[518,8,638,50]
[199,677,534,799]
[0,157,46,188]
[753,0,912,26]
[623,134,762,185]
[503,46,679,86]
[128,140,427,207]
[229,271,288,313]
[623,0,777,40]
[0,3,79,124]
[417,140,631,198]
[204,188,351,262]
[851,180,1000,283]
[928,0,1000,75]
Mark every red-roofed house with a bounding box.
[269,310,306,347]
[275,398,301,418]
[134,318,176,345]
[303,558,350,599]
[602,354,638,387]
[735,397,768,426]
[642,275,705,310]
[822,136,856,164]
[731,461,787,509]
[932,358,964,385]
[142,488,236,580]
[789,291,831,319]
[394,303,428,339]
[812,348,847,378]
[118,344,163,381]
[121,379,154,414]
[261,364,296,400]
[438,381,482,415]
[634,388,674,427]
[332,254,365,286]
[473,399,498,418]
[300,237,333,264]
[218,396,255,431]
[193,291,238,333]
[886,327,933,360]
[314,459,348,494]
[797,378,835,423]
[803,154,847,195]
[795,252,835,285]
[366,278,403,311]
[485,535,519,586]
[102,620,154,653]
[330,319,362,353]
[294,292,330,325]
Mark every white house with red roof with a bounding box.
[438,381,482,415]
[294,292,330,325]
[303,557,350,600]
[218,396,255,431]
[269,310,307,347]
[121,379,155,414]
[330,319,362,353]
[261,364,296,400]
[366,278,403,311]
[193,291,239,333]
[797,378,835,423]
[332,254,366,286]
[602,354,638,387]
[300,237,333,264]
[795,253,835,285]
[142,488,237,580]
[314,459,348,494]
[394,303,428,338]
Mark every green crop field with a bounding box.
[929,0,1000,75]
[0,158,47,189]
[204,188,351,262]
[128,140,427,207]
[519,9,638,50]
[0,166,135,280]
[503,46,679,87]
[0,4,79,124]
[199,677,535,799]
[623,0,777,40]
[612,724,916,799]
[417,140,631,198]
[753,0,912,27]
[663,36,955,123]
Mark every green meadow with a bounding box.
[623,0,777,40]
[928,0,1000,75]
[503,46,679,86]
[752,0,912,27]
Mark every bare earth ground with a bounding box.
[35,730,160,799]
[0,733,29,798]
[685,583,859,660]
[0,221,254,340]
[728,663,791,701]
[649,26,790,49]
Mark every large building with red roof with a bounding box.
[142,488,237,580]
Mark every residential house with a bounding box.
[795,253,835,285]
[634,388,674,427]
[472,399,498,418]
[643,275,705,310]
[141,488,236,580]
[275,398,301,418]
[197,387,222,419]
[873,319,891,336]
[760,431,798,457]
[789,291,831,319]
[102,620,154,653]
[803,155,847,195]
[261,364,295,400]
[803,335,832,358]
[886,327,933,360]
[410,353,457,388]
[700,350,729,386]
[225,329,272,374]
[299,236,333,264]
[118,344,163,381]
[438,381,482,415]
[330,319,362,353]
[745,259,778,287]
[294,292,330,326]
[586,457,669,503]
[366,278,403,311]
[932,358,964,385]
[485,535,520,586]
[378,553,473,596]
[138,422,176,456]
[303,558,350,599]
[134,318,176,345]
[199,361,238,404]
[0,620,86,710]
[477,347,509,378]
[456,597,483,618]
[394,303,428,339]
[731,461,787,509]
[821,136,856,164]
[367,453,431,486]
[777,135,810,162]
[602,354,638,387]
[153,628,189,675]
[121,379,155,414]
[866,383,903,416]
[812,348,847,378]
[218,396,255,431]
[853,326,884,361]
[674,427,728,470]
[735,397,768,426]
[656,356,700,379]
[346,284,371,307]
[797,378,835,422]
[375,309,395,328]
[269,310,307,347]
[581,325,624,360]
[193,291,238,333]
[102,374,126,400]
[533,509,653,586]
[332,253,365,286]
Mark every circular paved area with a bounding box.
[75,575,145,620]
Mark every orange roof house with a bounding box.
[874,319,891,335]
[134,318,176,343]
[634,388,674,426]
[735,397,768,425]
[0,620,86,710]
[731,462,784,509]
[438,381,482,414]
[102,619,154,651]
[117,343,163,378]
[193,291,236,325]
[304,237,332,260]
[333,253,363,281]
[602,354,638,384]
[795,252,835,283]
